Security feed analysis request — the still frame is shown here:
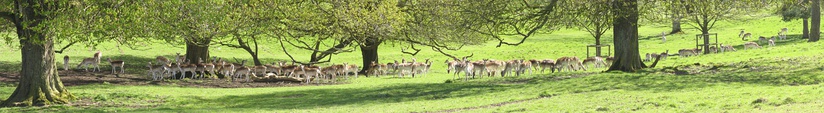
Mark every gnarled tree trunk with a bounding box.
[2,1,75,106]
[608,0,646,72]
[359,38,381,76]
[670,17,682,34]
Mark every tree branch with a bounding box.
[54,41,78,54]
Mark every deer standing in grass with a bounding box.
[63,56,70,71]
[107,58,125,74]
[778,28,788,40]
[77,51,102,72]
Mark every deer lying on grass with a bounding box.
[107,58,125,74]
[554,57,585,72]
[744,42,762,49]
[678,49,701,57]
[709,46,718,53]
[720,44,736,52]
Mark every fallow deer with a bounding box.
[107,58,125,74]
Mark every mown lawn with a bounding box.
[1,16,823,112]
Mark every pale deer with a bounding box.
[280,63,299,78]
[501,60,520,77]
[661,32,667,43]
[470,60,487,78]
[393,60,417,78]
[369,61,385,77]
[554,57,585,72]
[528,59,541,70]
[107,58,125,74]
[232,61,252,82]
[148,62,172,81]
[198,58,216,78]
[175,53,186,64]
[483,59,507,77]
[175,61,198,79]
[516,59,533,76]
[605,56,614,67]
[582,57,607,68]
[744,42,762,49]
[720,44,736,52]
[344,63,359,79]
[252,65,268,78]
[293,65,321,84]
[63,56,70,71]
[445,59,462,79]
[461,58,475,81]
[77,57,100,72]
[156,56,170,65]
[779,28,788,40]
[768,39,775,46]
[321,65,341,82]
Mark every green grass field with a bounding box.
[1,16,824,112]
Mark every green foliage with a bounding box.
[777,0,811,21]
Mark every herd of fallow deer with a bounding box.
[441,54,613,81]
[646,28,788,62]
[61,28,791,83]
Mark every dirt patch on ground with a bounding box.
[0,70,342,88]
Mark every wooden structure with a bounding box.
[695,33,718,53]
[586,44,611,57]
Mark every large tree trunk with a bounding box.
[608,0,646,72]
[2,1,75,107]
[810,0,820,42]
[185,38,212,63]
[670,17,682,34]
[803,18,810,39]
[359,38,382,76]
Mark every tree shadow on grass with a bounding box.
[126,82,519,111]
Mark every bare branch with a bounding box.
[54,41,78,54]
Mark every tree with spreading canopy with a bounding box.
[776,0,811,39]
[0,0,137,107]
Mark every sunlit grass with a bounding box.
[1,16,823,112]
